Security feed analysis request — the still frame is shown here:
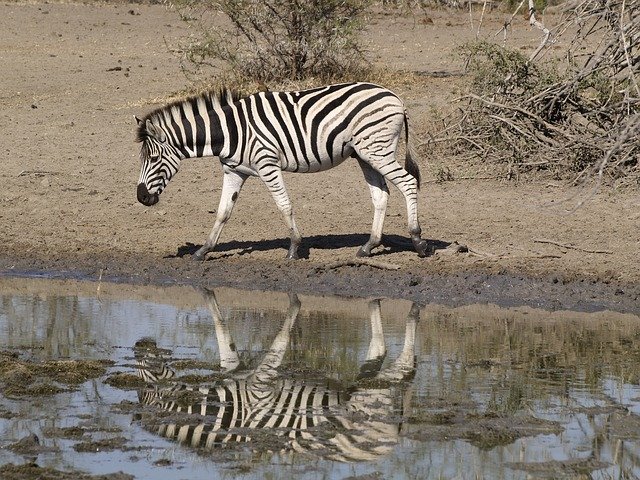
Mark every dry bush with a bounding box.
[169,0,372,84]
[435,0,639,188]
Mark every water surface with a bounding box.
[1,277,639,479]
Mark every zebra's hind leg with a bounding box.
[258,164,302,260]
[390,168,430,258]
[355,149,431,258]
[356,159,390,258]
[375,302,419,382]
[193,168,248,261]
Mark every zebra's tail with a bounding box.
[403,111,421,190]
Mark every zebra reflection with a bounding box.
[134,291,418,462]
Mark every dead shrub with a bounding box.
[435,0,639,189]
[169,0,372,84]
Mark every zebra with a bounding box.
[133,338,176,383]
[133,289,419,462]
[135,82,432,260]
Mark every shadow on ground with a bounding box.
[167,234,451,260]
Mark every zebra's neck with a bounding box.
[150,93,229,160]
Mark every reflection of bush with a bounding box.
[419,306,640,408]
[171,0,371,84]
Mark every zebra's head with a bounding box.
[135,116,182,207]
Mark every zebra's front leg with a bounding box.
[193,168,248,261]
[357,299,388,380]
[252,293,301,382]
[259,165,302,260]
[356,159,390,258]
[200,288,241,372]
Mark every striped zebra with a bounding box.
[133,338,176,383]
[135,82,431,260]
[133,290,419,462]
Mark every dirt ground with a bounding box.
[0,1,638,313]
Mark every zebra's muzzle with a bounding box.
[137,183,159,206]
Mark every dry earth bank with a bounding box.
[0,2,638,312]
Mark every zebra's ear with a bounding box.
[145,119,166,143]
[134,115,143,127]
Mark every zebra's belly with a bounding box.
[280,146,354,174]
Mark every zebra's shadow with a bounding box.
[169,235,451,260]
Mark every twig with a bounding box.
[465,94,573,139]
[467,247,496,257]
[488,114,537,141]
[17,170,57,177]
[533,238,613,254]
[467,248,562,260]
[476,0,488,39]
[618,0,640,95]
[495,0,526,44]
[317,258,401,271]
[528,0,553,62]
[423,175,499,184]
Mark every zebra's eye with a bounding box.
[149,155,160,164]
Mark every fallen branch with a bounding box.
[533,238,613,254]
[465,94,572,139]
[17,170,57,177]
[317,258,401,271]
[527,0,552,61]
[423,175,500,184]
[467,247,496,257]
[446,0,639,187]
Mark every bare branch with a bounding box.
[533,238,613,254]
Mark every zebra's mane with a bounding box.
[136,87,243,143]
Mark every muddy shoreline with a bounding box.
[1,251,638,315]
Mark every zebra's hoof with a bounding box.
[414,239,432,258]
[286,251,299,260]
[356,246,371,258]
[192,249,207,262]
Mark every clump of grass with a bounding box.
[0,353,112,397]
[104,372,147,389]
[460,41,559,98]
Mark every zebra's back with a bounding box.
[234,82,405,173]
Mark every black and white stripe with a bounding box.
[135,82,430,259]
[133,292,419,462]
[133,338,176,383]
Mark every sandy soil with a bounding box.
[0,1,638,313]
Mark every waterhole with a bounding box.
[1,277,639,479]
